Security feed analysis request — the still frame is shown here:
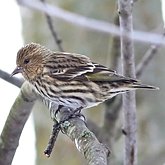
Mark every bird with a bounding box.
[11,43,158,116]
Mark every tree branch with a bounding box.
[0,69,24,88]
[136,45,158,78]
[16,0,165,45]
[40,0,64,51]
[118,1,137,165]
[58,108,110,165]
[136,29,165,77]
[0,82,37,165]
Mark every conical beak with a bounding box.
[11,67,23,77]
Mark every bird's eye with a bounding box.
[23,59,30,64]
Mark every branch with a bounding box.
[0,82,37,165]
[136,29,165,78]
[40,0,64,51]
[57,108,110,165]
[136,45,158,78]
[0,69,24,88]
[118,1,137,165]
[16,0,165,45]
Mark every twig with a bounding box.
[103,12,121,149]
[136,45,158,78]
[16,0,165,45]
[40,0,64,51]
[0,69,24,88]
[118,1,137,165]
[44,121,61,157]
[136,30,165,78]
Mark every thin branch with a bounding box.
[16,0,165,45]
[136,45,158,78]
[0,69,24,88]
[0,82,37,165]
[103,12,121,147]
[118,1,137,165]
[136,30,165,78]
[40,0,64,51]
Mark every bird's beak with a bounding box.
[11,67,23,77]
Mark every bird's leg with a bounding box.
[59,106,86,125]
[44,120,61,157]
[68,106,85,121]
[54,104,64,118]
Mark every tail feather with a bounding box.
[130,83,159,90]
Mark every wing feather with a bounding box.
[43,52,95,81]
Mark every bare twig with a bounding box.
[136,45,158,78]
[0,69,24,88]
[16,0,165,45]
[40,0,64,51]
[103,12,121,146]
[118,1,137,165]
[44,121,60,157]
[0,82,36,165]
[136,30,165,78]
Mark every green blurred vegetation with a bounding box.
[20,0,165,165]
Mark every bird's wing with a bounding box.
[86,70,139,84]
[44,52,117,81]
[44,52,95,81]
[86,63,138,83]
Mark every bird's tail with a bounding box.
[129,83,159,90]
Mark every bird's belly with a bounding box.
[33,81,103,110]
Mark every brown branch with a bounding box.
[40,0,64,51]
[0,82,37,165]
[118,1,137,165]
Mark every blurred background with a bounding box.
[0,0,165,165]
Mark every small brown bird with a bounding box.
[11,43,158,114]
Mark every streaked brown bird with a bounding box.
[11,43,158,115]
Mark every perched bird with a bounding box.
[11,43,158,115]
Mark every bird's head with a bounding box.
[11,43,48,81]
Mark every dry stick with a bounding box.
[40,0,64,52]
[136,29,165,77]
[136,45,158,77]
[103,13,121,145]
[44,121,61,157]
[118,1,137,165]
